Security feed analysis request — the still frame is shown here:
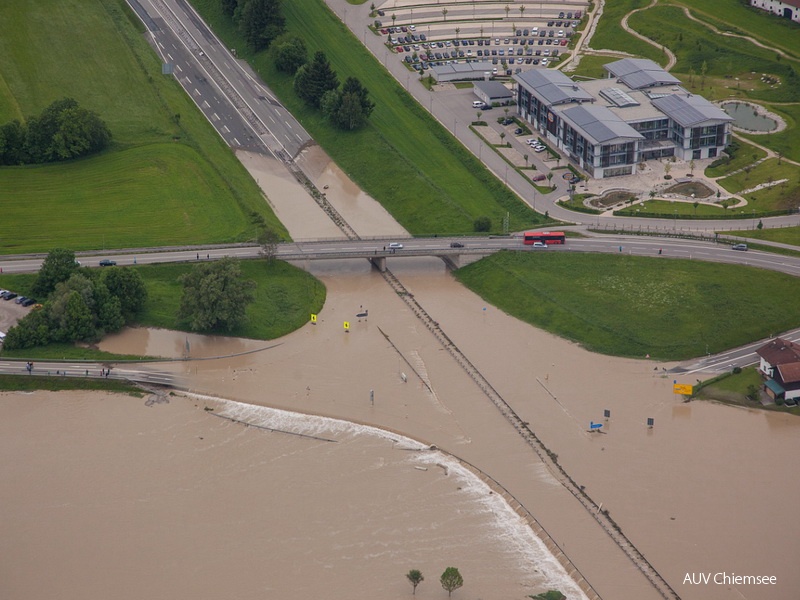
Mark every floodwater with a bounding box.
[6,146,800,600]
[722,102,778,132]
[0,391,586,600]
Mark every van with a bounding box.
[472,100,484,108]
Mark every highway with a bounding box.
[128,0,311,159]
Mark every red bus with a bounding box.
[523,231,566,245]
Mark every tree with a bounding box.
[3,307,51,350]
[22,98,111,163]
[273,34,308,74]
[689,159,695,175]
[33,248,80,297]
[499,131,506,146]
[294,51,339,108]
[442,7,448,20]
[664,161,672,179]
[321,77,374,130]
[476,110,482,123]
[524,153,529,167]
[693,200,699,215]
[257,227,281,261]
[546,171,553,188]
[505,4,510,18]
[178,257,256,332]
[406,570,424,595]
[455,27,460,40]
[235,0,285,52]
[440,567,463,597]
[519,5,526,18]
[0,120,27,165]
[101,267,148,319]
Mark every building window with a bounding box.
[708,147,717,158]
[693,149,702,160]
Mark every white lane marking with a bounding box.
[286,121,292,129]
[223,125,230,133]
[175,64,182,72]
[233,137,240,145]
[158,42,165,49]
[212,112,219,120]
[167,53,174,61]
[194,88,200,96]
[202,100,210,108]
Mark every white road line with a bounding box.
[213,112,219,120]
[202,100,210,108]
[286,121,292,129]
[158,42,164,49]
[268,115,275,123]
[185,77,192,84]
[223,125,230,133]
[167,53,174,61]
[175,64,182,72]
[233,137,240,145]
[194,88,200,96]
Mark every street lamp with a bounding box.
[752,209,756,229]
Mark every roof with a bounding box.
[765,378,785,395]
[770,0,800,8]
[651,94,734,127]
[559,104,643,145]
[514,69,593,105]
[777,363,800,385]
[756,337,800,367]
[604,58,681,89]
[474,80,513,99]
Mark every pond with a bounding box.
[722,102,778,132]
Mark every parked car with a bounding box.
[450,242,464,248]
[3,292,17,301]
[21,297,36,307]
[15,296,27,305]
[532,174,547,182]
[99,259,117,267]
[732,244,748,251]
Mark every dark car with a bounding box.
[532,174,547,182]
[3,292,17,301]
[21,297,36,307]
[99,259,117,267]
[450,241,464,248]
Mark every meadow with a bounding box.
[455,252,800,360]
[189,0,544,235]
[0,0,285,254]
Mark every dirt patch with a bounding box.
[663,181,715,198]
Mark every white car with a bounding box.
[532,242,547,248]
[388,242,404,249]
[534,146,546,153]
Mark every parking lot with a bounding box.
[373,3,586,77]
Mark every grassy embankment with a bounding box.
[455,252,800,360]
[0,374,143,395]
[0,259,325,361]
[189,0,545,235]
[694,366,800,416]
[0,0,286,254]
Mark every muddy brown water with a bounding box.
[4,151,799,600]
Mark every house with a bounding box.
[513,58,733,179]
[755,337,800,403]
[749,0,800,23]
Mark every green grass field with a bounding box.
[727,226,800,246]
[716,159,800,210]
[586,0,667,65]
[189,0,543,235]
[705,139,767,177]
[0,373,143,394]
[455,252,800,360]
[0,0,285,254]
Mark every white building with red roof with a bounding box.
[755,337,800,403]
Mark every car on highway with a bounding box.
[731,244,748,251]
[388,242,404,249]
[450,242,464,248]
[99,259,117,267]
[532,242,547,248]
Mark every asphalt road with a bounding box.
[129,0,311,159]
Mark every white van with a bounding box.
[472,100,484,108]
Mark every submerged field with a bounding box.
[455,252,800,360]
[0,0,284,254]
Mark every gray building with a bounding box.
[513,59,734,179]
[473,80,514,106]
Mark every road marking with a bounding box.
[268,115,275,123]
[194,88,200,96]
[213,112,219,120]
[223,125,230,133]
[158,42,164,49]
[175,64,182,72]
[167,53,174,61]
[202,100,210,108]
[185,77,192,84]
[233,137,240,145]
[286,121,292,129]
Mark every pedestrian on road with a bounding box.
[207,253,210,259]
[197,253,200,260]
[658,248,662,255]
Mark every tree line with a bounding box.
[0,98,111,165]
[404,567,564,598]
[4,250,258,351]
[220,0,375,130]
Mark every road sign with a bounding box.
[673,383,693,395]
[590,421,603,430]
[310,314,317,324]
[343,321,350,331]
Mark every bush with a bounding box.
[473,216,492,232]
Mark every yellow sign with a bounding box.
[673,383,693,395]
[343,321,350,331]
[310,314,317,323]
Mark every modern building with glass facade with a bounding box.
[513,58,734,179]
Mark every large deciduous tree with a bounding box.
[24,98,111,163]
[406,570,424,595]
[178,257,256,332]
[101,267,148,319]
[321,76,375,130]
[272,34,308,74]
[32,248,80,297]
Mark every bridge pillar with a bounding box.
[370,256,387,272]
[440,253,460,271]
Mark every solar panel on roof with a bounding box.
[599,87,639,107]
